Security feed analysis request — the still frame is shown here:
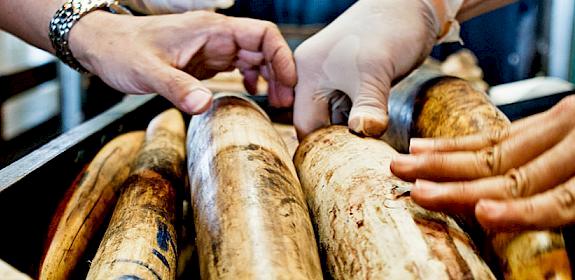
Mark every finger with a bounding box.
[347,83,390,138]
[411,165,574,214]
[201,31,237,58]
[266,63,280,107]
[262,64,279,106]
[410,153,572,213]
[496,129,575,196]
[146,63,212,115]
[230,18,296,90]
[259,63,270,81]
[409,100,571,154]
[411,130,575,214]
[185,57,223,80]
[393,115,571,180]
[410,179,496,214]
[241,68,259,95]
[391,151,496,181]
[204,58,235,71]
[264,46,295,107]
[259,64,276,104]
[237,49,264,65]
[230,18,273,51]
[275,84,294,108]
[410,129,510,155]
[267,44,297,88]
[235,60,251,71]
[266,62,293,108]
[293,77,331,140]
[476,176,575,231]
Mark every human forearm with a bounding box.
[458,0,516,21]
[0,0,65,53]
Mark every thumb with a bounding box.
[293,75,331,141]
[149,64,213,115]
[348,83,390,138]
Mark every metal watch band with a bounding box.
[49,0,131,73]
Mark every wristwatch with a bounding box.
[49,0,131,73]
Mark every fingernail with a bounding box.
[392,154,418,166]
[477,200,505,218]
[409,138,434,153]
[413,179,443,197]
[182,90,212,114]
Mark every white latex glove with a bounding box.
[293,0,462,139]
[121,0,234,14]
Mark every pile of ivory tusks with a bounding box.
[39,91,571,280]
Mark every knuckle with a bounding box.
[503,168,530,198]
[266,21,280,32]
[427,153,447,170]
[188,10,221,26]
[484,129,509,145]
[450,137,465,149]
[523,201,536,215]
[165,74,187,96]
[210,25,231,38]
[196,10,219,20]
[456,181,471,198]
[513,200,542,230]
[476,146,502,176]
[437,138,458,150]
[553,185,575,213]
[194,10,210,16]
[216,41,237,56]
[251,19,279,35]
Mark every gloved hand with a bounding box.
[69,11,295,114]
[293,0,462,139]
[120,0,234,14]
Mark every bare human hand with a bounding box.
[391,96,575,231]
[69,10,296,114]
[121,0,234,14]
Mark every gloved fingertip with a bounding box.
[348,112,389,138]
[181,89,213,115]
[295,126,312,141]
[294,116,327,141]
